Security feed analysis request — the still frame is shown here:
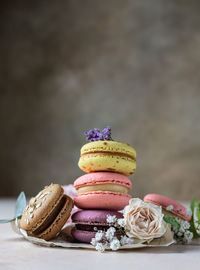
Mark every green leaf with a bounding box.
[0,218,15,224]
[163,216,180,229]
[196,203,200,220]
[191,197,197,212]
[189,197,200,238]
[189,221,198,237]
[0,191,26,225]
[193,202,200,236]
[15,191,26,218]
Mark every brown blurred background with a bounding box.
[0,0,200,200]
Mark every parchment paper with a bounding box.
[11,219,176,250]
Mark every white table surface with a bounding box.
[1,199,200,270]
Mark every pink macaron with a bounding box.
[144,193,191,221]
[74,172,132,210]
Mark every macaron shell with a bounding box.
[80,141,136,158]
[74,191,131,210]
[72,228,96,243]
[79,154,136,176]
[72,209,123,224]
[144,194,191,221]
[20,184,64,231]
[34,195,74,240]
[74,172,132,190]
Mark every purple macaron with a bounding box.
[71,210,123,243]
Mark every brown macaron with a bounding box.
[20,184,74,240]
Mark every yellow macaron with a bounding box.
[78,140,136,176]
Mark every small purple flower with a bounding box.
[84,129,95,141]
[102,126,112,140]
[84,126,113,142]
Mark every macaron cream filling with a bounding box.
[77,183,129,194]
[81,151,136,161]
[80,141,136,159]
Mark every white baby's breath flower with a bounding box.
[105,227,116,241]
[186,208,192,217]
[110,238,121,251]
[120,235,131,246]
[95,231,104,241]
[106,214,117,224]
[166,205,174,211]
[184,230,193,243]
[95,242,106,252]
[195,221,200,232]
[179,227,185,233]
[180,220,190,230]
[177,232,183,237]
[124,198,166,240]
[117,218,126,227]
[90,238,97,246]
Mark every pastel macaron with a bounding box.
[144,193,192,222]
[74,172,132,210]
[20,184,74,240]
[78,140,136,176]
[72,209,123,243]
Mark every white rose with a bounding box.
[124,198,166,240]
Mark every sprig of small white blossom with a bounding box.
[164,214,193,243]
[117,218,126,227]
[95,242,106,252]
[110,238,121,250]
[106,214,117,224]
[106,214,126,229]
[120,235,134,245]
[166,205,174,211]
[180,220,190,230]
[184,231,193,243]
[105,227,116,241]
[95,231,104,241]
[194,220,200,232]
[91,238,97,246]
[91,215,133,252]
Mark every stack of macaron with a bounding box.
[72,127,136,243]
